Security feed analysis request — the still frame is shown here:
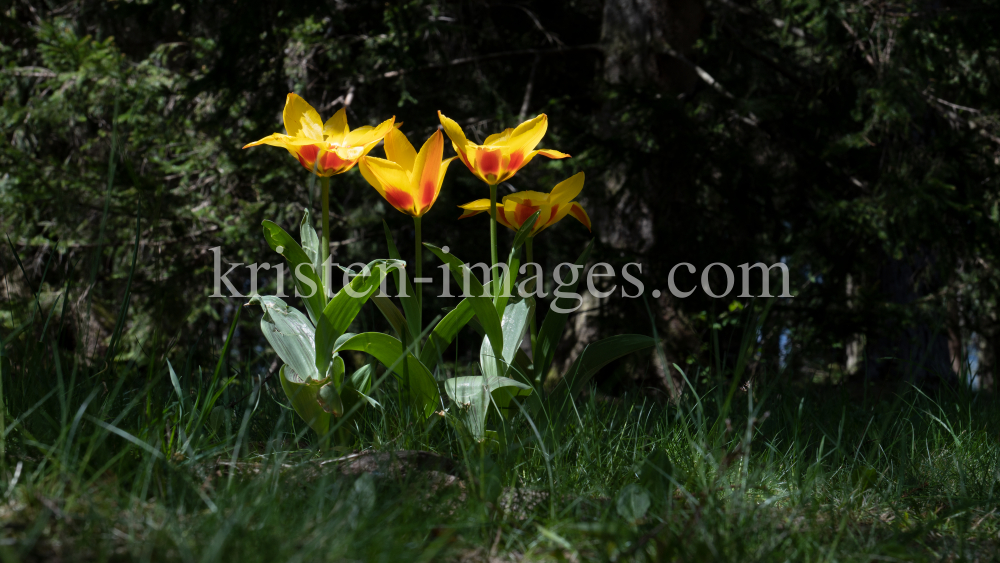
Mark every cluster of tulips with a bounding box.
[244,94,650,446]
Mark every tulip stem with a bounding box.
[413,216,422,325]
[320,177,331,300]
[489,183,499,296]
[526,237,538,363]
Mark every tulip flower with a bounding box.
[244,93,395,177]
[459,171,590,365]
[458,172,591,237]
[437,111,569,186]
[438,110,570,293]
[359,128,456,317]
[359,128,456,218]
[244,92,395,301]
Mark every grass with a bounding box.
[1,309,998,562]
[2,194,997,561]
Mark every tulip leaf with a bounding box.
[250,295,320,381]
[494,251,521,315]
[346,362,375,395]
[371,295,408,340]
[279,364,330,435]
[480,297,533,380]
[444,375,531,441]
[333,332,439,418]
[317,380,344,415]
[341,363,381,413]
[300,209,322,277]
[492,212,537,314]
[382,220,421,340]
[444,376,490,441]
[424,244,503,360]
[315,259,403,376]
[419,299,474,370]
[512,210,540,251]
[553,334,656,402]
[261,220,326,324]
[534,239,594,383]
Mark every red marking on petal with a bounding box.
[547,204,560,225]
[477,148,501,178]
[515,200,541,227]
[297,144,320,170]
[321,150,346,173]
[300,144,320,161]
[383,187,414,214]
[420,181,435,209]
[507,151,525,173]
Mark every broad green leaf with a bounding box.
[382,221,421,339]
[331,354,346,389]
[493,251,521,315]
[333,332,439,418]
[262,220,326,324]
[371,295,408,339]
[444,375,532,440]
[279,364,330,435]
[616,484,651,521]
[419,299,474,370]
[300,209,321,277]
[490,376,533,419]
[318,380,343,415]
[425,244,503,360]
[250,295,320,381]
[346,363,375,395]
[315,259,403,376]
[534,240,594,382]
[340,363,380,415]
[444,376,490,441]
[559,334,656,398]
[480,297,533,380]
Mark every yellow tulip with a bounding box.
[359,128,456,217]
[458,172,591,236]
[244,93,394,177]
[437,111,569,185]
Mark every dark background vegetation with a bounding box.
[3,0,999,394]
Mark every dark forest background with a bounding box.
[3,0,999,395]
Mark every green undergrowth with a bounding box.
[0,335,997,562]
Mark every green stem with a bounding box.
[320,177,331,300]
[413,216,423,328]
[526,237,537,363]
[489,183,499,296]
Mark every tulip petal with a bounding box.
[383,187,415,214]
[504,114,547,155]
[534,148,571,159]
[550,172,586,204]
[324,108,350,144]
[439,111,476,171]
[458,198,490,219]
[568,203,592,231]
[502,199,521,231]
[475,147,503,181]
[360,156,410,192]
[243,133,296,149]
[413,131,444,210]
[384,128,417,173]
[345,116,396,147]
[284,93,324,140]
[484,128,513,146]
[359,157,389,198]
